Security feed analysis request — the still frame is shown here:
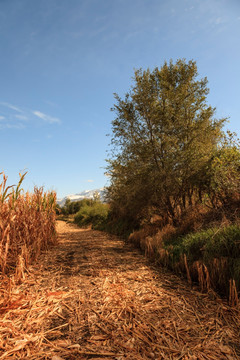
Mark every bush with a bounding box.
[163,224,240,295]
[176,225,240,262]
[103,216,139,238]
[61,198,94,215]
[74,202,109,230]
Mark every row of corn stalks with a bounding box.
[0,172,57,281]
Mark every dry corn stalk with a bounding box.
[229,279,239,306]
[144,236,154,257]
[194,261,211,292]
[0,172,57,280]
[184,254,192,286]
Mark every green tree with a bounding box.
[107,59,226,225]
[205,131,240,207]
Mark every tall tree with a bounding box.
[107,59,226,224]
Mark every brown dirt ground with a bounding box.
[1,220,240,360]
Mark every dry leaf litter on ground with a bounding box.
[0,220,239,359]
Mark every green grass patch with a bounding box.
[163,224,240,295]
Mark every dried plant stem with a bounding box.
[184,254,192,286]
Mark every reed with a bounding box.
[129,223,240,304]
[0,172,57,280]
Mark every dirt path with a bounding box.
[1,221,240,359]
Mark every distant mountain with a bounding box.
[57,188,106,207]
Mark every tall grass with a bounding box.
[129,223,240,305]
[0,172,57,280]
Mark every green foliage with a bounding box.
[61,198,94,215]
[106,59,227,225]
[204,132,240,207]
[103,59,240,299]
[74,202,109,230]
[165,225,240,262]
[164,225,240,292]
[55,204,61,215]
[0,171,27,204]
[102,213,139,238]
[13,171,27,202]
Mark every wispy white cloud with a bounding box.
[33,110,61,124]
[0,101,62,130]
[87,179,94,183]
[0,102,23,113]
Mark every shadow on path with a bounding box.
[36,220,240,360]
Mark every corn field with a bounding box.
[0,172,57,280]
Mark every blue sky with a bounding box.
[0,0,239,199]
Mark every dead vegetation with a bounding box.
[0,172,57,278]
[129,214,240,306]
[1,220,239,359]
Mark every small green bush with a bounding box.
[61,198,94,215]
[74,202,109,230]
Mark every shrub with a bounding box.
[61,198,94,215]
[163,224,240,296]
[74,202,109,230]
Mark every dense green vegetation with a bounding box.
[74,201,109,230]
[104,58,240,301]
[58,197,109,231]
[59,198,95,216]
[59,59,239,301]
[106,59,239,229]
[164,225,240,293]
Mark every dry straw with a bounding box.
[0,172,57,358]
[0,220,240,359]
[0,172,57,278]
